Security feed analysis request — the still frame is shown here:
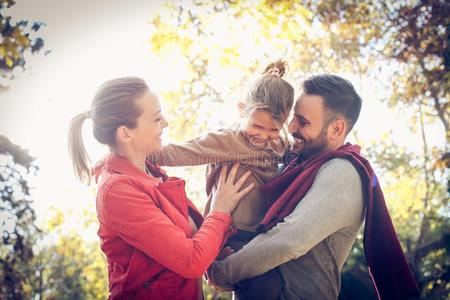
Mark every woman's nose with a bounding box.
[162,117,169,128]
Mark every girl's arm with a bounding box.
[150,129,252,167]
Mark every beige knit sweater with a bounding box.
[150,128,287,232]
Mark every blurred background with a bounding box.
[0,0,448,299]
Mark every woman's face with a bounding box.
[127,90,168,156]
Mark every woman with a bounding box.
[68,77,254,299]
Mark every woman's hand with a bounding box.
[210,163,255,214]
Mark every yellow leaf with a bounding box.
[0,47,6,58]
[5,56,13,68]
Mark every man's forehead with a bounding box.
[294,94,324,114]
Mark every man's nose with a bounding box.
[288,119,297,133]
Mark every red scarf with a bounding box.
[259,143,419,300]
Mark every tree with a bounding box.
[363,132,449,299]
[383,0,449,139]
[30,208,108,300]
[148,0,374,205]
[0,135,40,299]
[0,137,108,300]
[0,0,45,89]
[297,1,450,297]
[147,1,449,298]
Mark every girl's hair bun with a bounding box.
[262,59,288,77]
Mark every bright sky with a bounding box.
[0,0,445,234]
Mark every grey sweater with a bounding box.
[208,158,365,300]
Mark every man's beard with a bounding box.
[299,128,329,159]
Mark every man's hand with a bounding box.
[206,261,234,292]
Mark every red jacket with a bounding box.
[94,154,232,300]
[259,143,419,300]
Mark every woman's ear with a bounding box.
[116,125,133,143]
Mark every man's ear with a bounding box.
[237,101,246,117]
[329,119,346,140]
[116,125,133,143]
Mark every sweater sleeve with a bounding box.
[102,177,232,279]
[208,158,364,286]
[149,130,252,166]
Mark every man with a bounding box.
[208,74,419,300]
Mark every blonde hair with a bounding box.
[68,77,148,183]
[243,60,294,125]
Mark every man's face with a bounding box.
[288,94,330,159]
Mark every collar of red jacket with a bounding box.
[92,153,168,184]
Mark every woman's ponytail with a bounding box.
[68,111,91,183]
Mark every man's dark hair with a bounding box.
[302,74,362,133]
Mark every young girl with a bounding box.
[151,60,295,299]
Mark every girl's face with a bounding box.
[242,109,283,149]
